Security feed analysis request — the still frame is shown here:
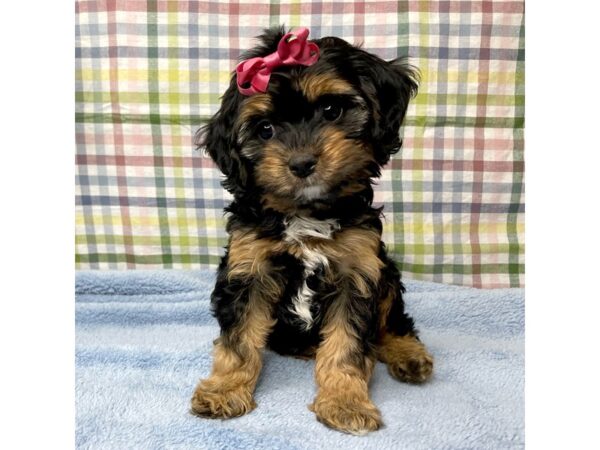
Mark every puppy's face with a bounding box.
[199,28,418,212]
[239,71,375,207]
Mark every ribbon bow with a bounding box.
[236,27,320,96]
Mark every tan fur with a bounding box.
[236,94,272,126]
[227,230,280,280]
[327,227,383,294]
[298,73,356,102]
[221,223,386,432]
[228,225,381,288]
[192,216,432,422]
[377,333,434,384]
[193,34,429,434]
[285,226,383,296]
[319,131,374,180]
[377,288,395,334]
[191,238,281,418]
[190,338,258,418]
[375,278,434,384]
[254,143,293,189]
[254,128,376,214]
[310,130,375,194]
[310,301,381,434]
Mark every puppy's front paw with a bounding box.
[190,381,256,419]
[387,350,433,384]
[310,394,382,435]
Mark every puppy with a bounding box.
[191,26,433,435]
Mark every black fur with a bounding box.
[195,27,418,197]
[199,26,420,359]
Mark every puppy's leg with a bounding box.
[191,281,276,419]
[310,298,381,435]
[191,232,285,418]
[377,332,433,383]
[376,256,433,384]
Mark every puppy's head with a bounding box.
[197,27,418,212]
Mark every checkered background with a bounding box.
[75,0,524,288]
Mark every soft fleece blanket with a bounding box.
[75,270,524,449]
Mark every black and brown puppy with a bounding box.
[191,26,433,435]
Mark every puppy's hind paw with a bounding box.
[387,351,433,384]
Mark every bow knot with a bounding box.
[236,28,320,96]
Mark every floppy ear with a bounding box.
[195,78,248,195]
[351,51,419,165]
[195,26,289,196]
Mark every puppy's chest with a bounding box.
[281,216,340,330]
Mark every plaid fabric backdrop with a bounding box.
[75,0,524,288]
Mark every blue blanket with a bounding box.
[75,270,524,449]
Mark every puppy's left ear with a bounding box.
[355,54,419,165]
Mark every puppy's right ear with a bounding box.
[195,77,248,195]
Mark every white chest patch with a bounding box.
[283,216,339,330]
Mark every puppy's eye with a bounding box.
[257,121,274,140]
[322,103,343,121]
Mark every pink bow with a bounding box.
[236,27,320,96]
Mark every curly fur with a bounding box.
[191,26,432,435]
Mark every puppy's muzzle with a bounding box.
[289,154,317,178]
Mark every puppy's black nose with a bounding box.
[289,155,317,178]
